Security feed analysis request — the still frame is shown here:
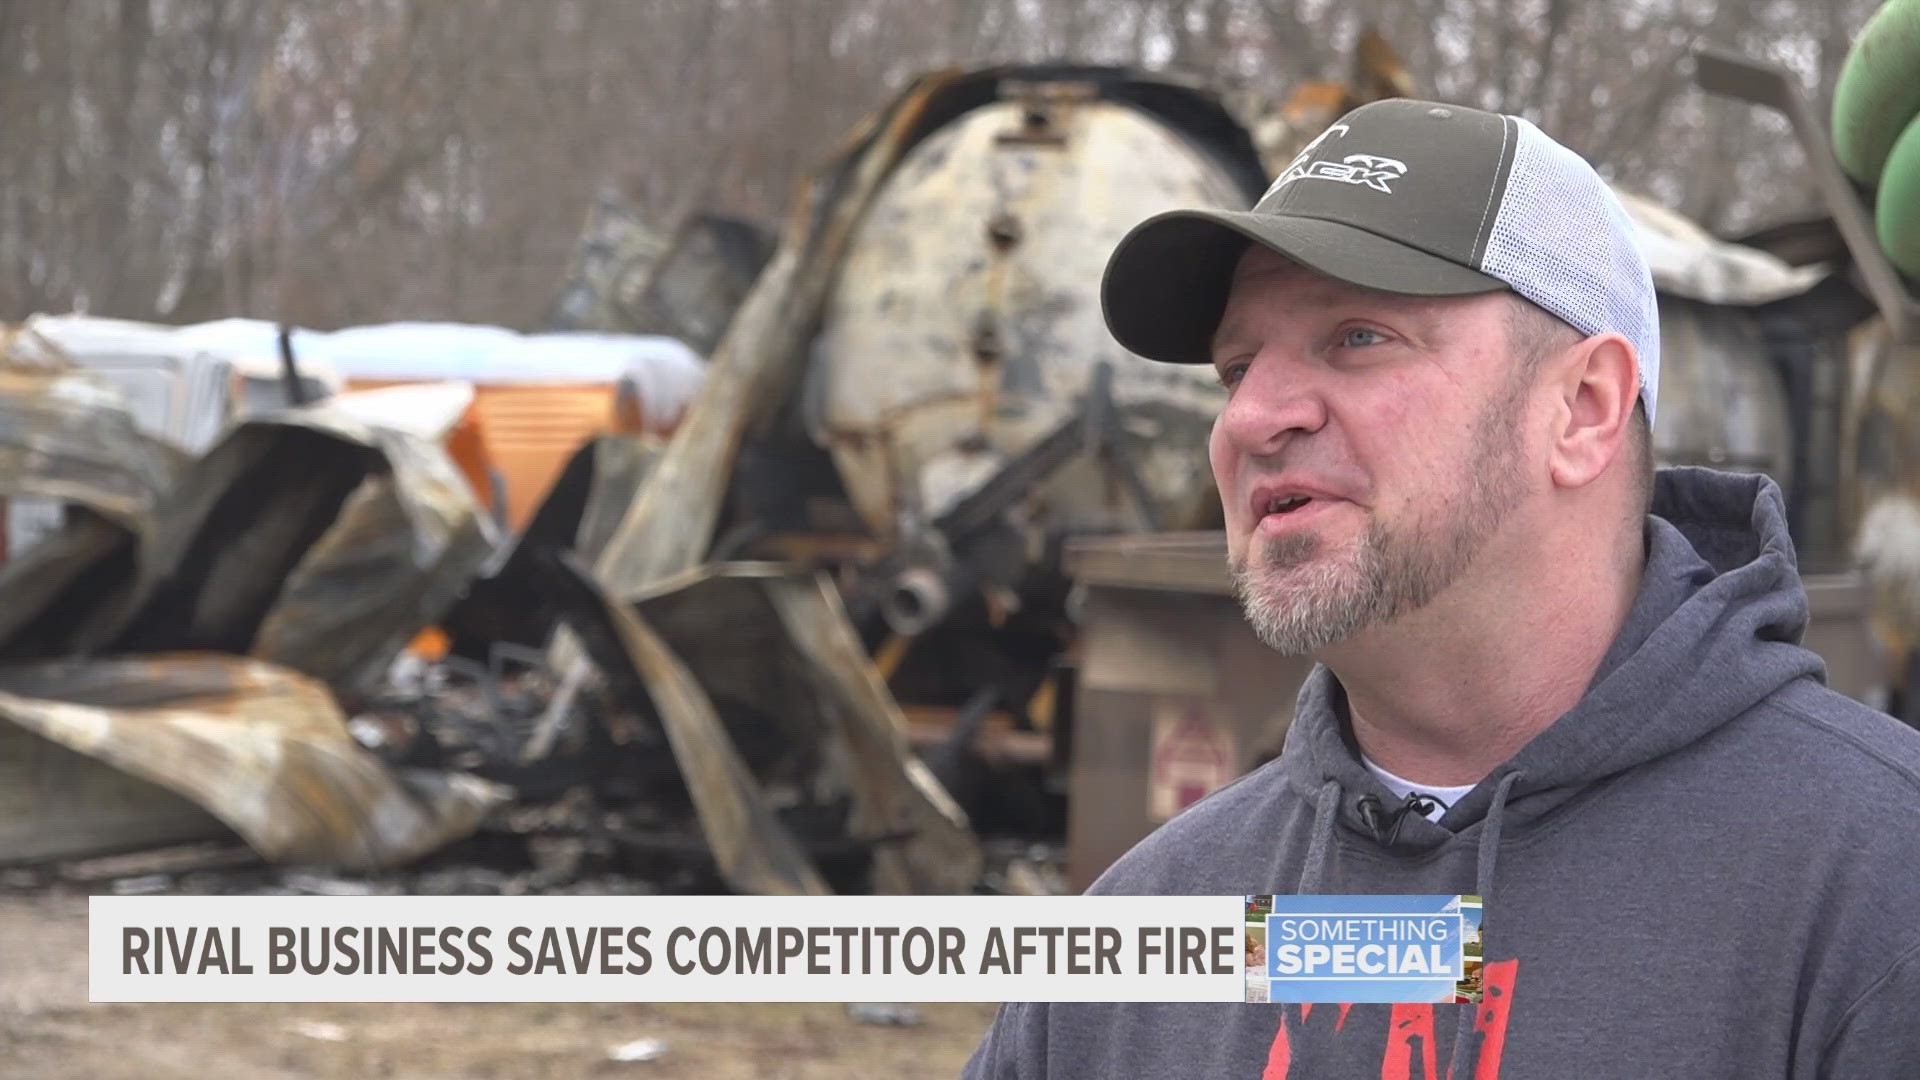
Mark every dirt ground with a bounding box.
[0,895,999,1079]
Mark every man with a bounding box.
[963,98,1920,1077]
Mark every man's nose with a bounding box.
[1217,354,1326,454]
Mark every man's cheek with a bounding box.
[1207,423,1235,512]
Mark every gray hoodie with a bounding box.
[963,467,1920,1078]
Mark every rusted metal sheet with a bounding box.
[0,654,508,869]
[500,434,661,762]
[250,421,497,693]
[603,603,830,897]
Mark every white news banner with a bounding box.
[90,894,1247,1003]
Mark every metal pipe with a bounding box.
[881,565,952,638]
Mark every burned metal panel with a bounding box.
[630,566,835,782]
[89,422,374,656]
[0,717,229,864]
[529,551,830,896]
[442,435,659,663]
[1617,189,1829,308]
[1649,296,1797,487]
[580,69,985,605]
[570,437,662,570]
[1844,319,1920,663]
[0,511,139,659]
[541,70,972,704]
[0,655,508,870]
[91,409,499,692]
[604,604,831,897]
[624,562,980,894]
[0,366,186,529]
[806,94,1237,540]
[762,573,981,895]
[0,363,185,658]
[634,215,779,356]
[250,422,500,694]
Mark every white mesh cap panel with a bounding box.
[1480,118,1661,425]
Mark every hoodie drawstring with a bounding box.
[1297,779,1343,893]
[1445,770,1521,1080]
[1278,779,1345,1065]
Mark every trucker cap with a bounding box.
[1101,97,1661,424]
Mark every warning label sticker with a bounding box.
[1148,702,1237,822]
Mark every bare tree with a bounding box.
[0,0,1887,330]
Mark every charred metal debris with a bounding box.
[0,349,1012,896]
[0,66,1284,897]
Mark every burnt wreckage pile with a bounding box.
[3,62,1294,898]
[0,344,988,898]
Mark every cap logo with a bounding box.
[1264,123,1409,199]
[1290,153,1407,193]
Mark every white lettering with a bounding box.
[1357,944,1385,975]
[1401,944,1432,975]
[1274,944,1302,975]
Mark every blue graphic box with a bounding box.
[1260,894,1472,1003]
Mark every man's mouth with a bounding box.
[1248,482,1348,536]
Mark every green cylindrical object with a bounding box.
[1878,113,1920,279]
[1832,0,1920,188]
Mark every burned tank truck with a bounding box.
[529,52,1910,857]
[807,78,1252,615]
[705,68,1274,811]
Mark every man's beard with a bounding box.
[1228,373,1532,656]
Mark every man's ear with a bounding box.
[1547,333,1637,492]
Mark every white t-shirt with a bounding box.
[1361,756,1478,821]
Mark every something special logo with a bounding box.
[1244,894,1483,1004]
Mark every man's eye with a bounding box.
[1341,327,1387,348]
[1217,362,1249,389]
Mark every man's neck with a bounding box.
[1320,524,1644,789]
